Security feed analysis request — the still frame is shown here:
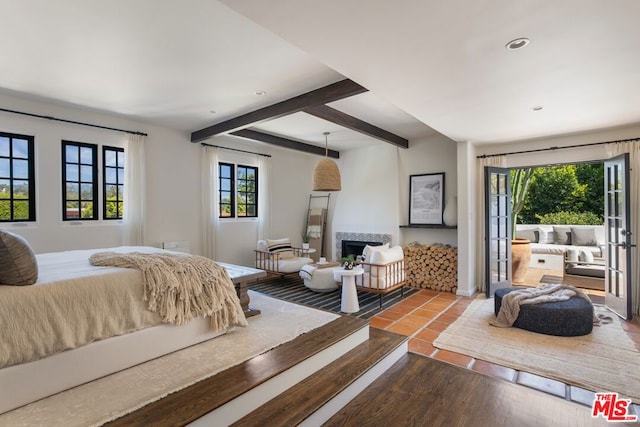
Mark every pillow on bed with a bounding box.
[0,230,38,286]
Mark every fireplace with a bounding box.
[341,240,383,260]
[335,232,392,260]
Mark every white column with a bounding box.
[456,141,477,297]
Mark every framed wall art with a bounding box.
[409,172,445,225]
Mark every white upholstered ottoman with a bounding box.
[300,264,340,292]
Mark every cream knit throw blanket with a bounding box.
[89,252,247,332]
[490,283,595,328]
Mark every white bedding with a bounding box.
[0,246,223,369]
[0,248,260,415]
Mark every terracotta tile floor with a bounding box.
[369,288,640,411]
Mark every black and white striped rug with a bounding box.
[247,275,417,320]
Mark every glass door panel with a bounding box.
[485,167,511,297]
[604,154,632,319]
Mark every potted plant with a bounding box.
[511,168,533,283]
[301,231,311,250]
[341,254,355,270]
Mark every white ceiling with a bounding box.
[1,0,639,151]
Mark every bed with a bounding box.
[0,245,265,415]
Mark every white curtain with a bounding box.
[474,155,507,293]
[606,141,640,316]
[123,133,145,246]
[201,146,219,260]
[257,155,271,241]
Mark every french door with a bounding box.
[604,154,633,319]
[485,167,512,297]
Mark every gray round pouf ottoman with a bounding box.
[494,288,593,336]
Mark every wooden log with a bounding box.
[403,243,458,294]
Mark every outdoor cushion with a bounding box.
[579,250,594,263]
[553,226,572,245]
[566,265,605,278]
[571,227,598,246]
[565,248,579,263]
[530,243,602,257]
[537,230,555,244]
[516,229,539,243]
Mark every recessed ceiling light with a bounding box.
[254,90,267,96]
[505,37,530,51]
[531,106,543,111]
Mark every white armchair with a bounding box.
[255,238,313,276]
[354,245,406,308]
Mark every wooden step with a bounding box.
[107,315,368,427]
[229,328,408,427]
[324,354,606,426]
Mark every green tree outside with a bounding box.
[517,162,604,225]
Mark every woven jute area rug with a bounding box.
[0,291,338,427]
[433,297,640,403]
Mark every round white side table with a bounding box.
[335,268,364,313]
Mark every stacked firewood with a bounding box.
[403,243,458,293]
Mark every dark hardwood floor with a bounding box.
[324,354,616,427]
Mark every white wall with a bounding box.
[398,134,458,247]
[208,136,318,266]
[332,143,400,241]
[0,93,319,265]
[0,92,201,253]
[330,134,458,260]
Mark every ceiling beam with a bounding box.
[303,105,409,148]
[231,129,340,159]
[191,79,367,143]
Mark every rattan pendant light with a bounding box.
[313,132,341,191]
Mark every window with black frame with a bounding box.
[218,162,258,218]
[219,162,234,218]
[103,146,124,220]
[0,132,35,222]
[62,141,98,220]
[237,165,257,217]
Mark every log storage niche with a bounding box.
[403,243,457,293]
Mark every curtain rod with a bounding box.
[476,136,640,159]
[0,107,148,136]
[201,142,271,158]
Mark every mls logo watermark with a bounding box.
[591,392,637,422]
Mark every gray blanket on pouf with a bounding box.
[490,284,595,328]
